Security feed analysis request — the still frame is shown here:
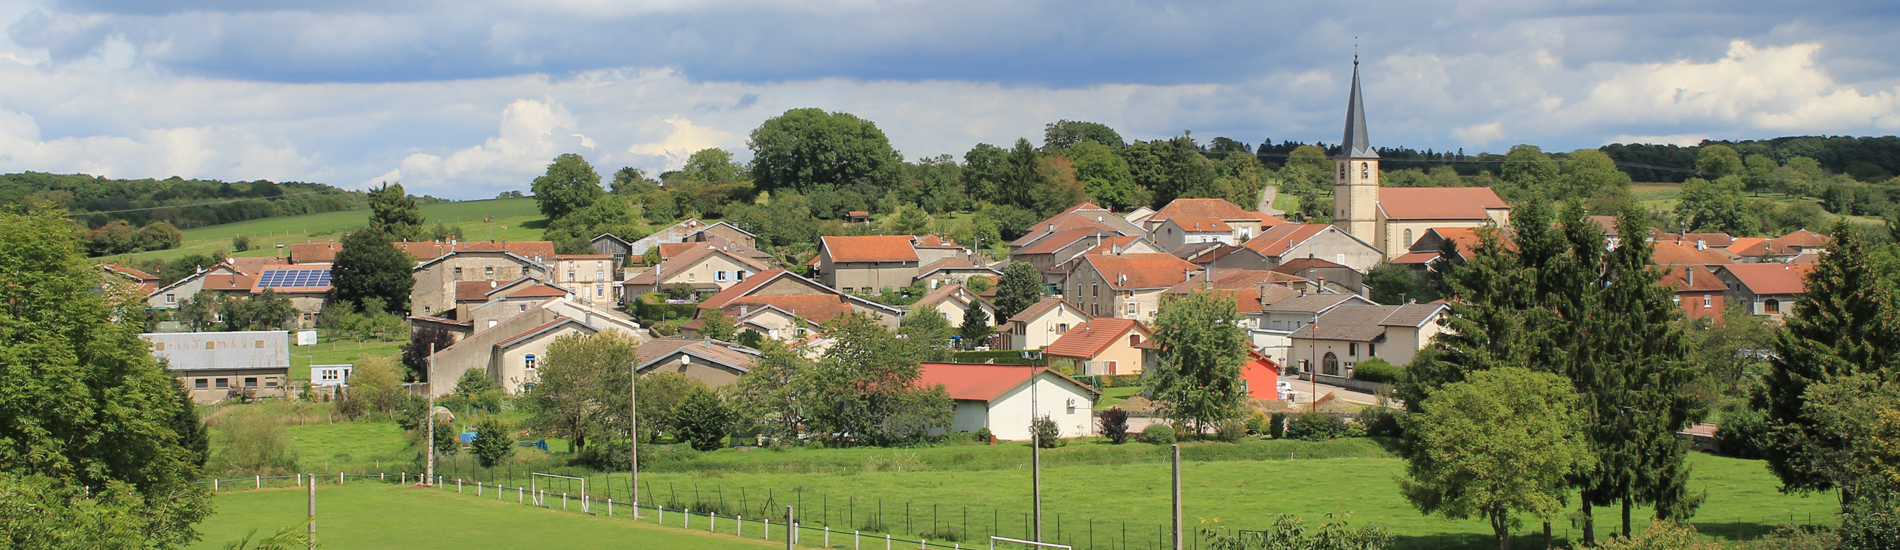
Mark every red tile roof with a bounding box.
[1149,198,1257,224]
[1660,266,1726,292]
[1166,217,1234,232]
[698,270,788,310]
[202,273,257,291]
[457,281,503,301]
[1272,257,1348,273]
[1770,229,1829,249]
[1044,318,1148,359]
[287,242,343,263]
[1721,263,1813,295]
[1080,253,1202,290]
[399,241,556,262]
[917,363,1043,402]
[102,264,157,280]
[657,242,698,259]
[1243,224,1331,257]
[1377,188,1507,220]
[1007,297,1087,324]
[720,295,855,323]
[821,235,919,263]
[1726,237,1768,257]
[1011,213,1120,247]
[1651,241,1736,266]
[510,285,569,298]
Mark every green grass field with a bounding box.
[286,336,406,382]
[101,198,549,264]
[1095,387,1141,410]
[188,483,775,550]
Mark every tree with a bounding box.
[611,167,659,196]
[961,143,1009,204]
[805,313,953,445]
[1068,141,1137,209]
[1143,135,1219,208]
[1560,149,1632,202]
[698,311,736,342]
[350,356,405,414]
[1694,144,1745,178]
[680,148,744,183]
[84,220,139,255]
[1099,408,1131,444]
[993,262,1043,322]
[330,227,414,315]
[1402,367,1593,550]
[525,331,642,456]
[890,205,932,235]
[899,306,954,360]
[0,205,212,547]
[998,138,1051,211]
[1499,145,1558,203]
[959,304,994,350]
[1366,262,1439,305]
[1033,155,1090,215]
[748,108,902,195]
[136,220,183,251]
[402,326,455,382]
[532,153,605,221]
[636,372,706,443]
[1043,120,1125,151]
[1147,292,1249,434]
[367,181,424,241]
[470,417,515,468]
[671,387,733,452]
[1761,221,1899,504]
[1674,177,1749,234]
[726,339,811,444]
[171,380,211,469]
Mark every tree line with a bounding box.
[1,172,369,230]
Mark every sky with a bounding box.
[0,1,1898,199]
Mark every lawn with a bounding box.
[286,334,407,382]
[101,198,550,264]
[187,483,776,550]
[1094,386,1142,410]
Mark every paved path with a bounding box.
[1257,185,1285,216]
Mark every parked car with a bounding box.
[1277,381,1299,401]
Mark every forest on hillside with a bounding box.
[0,172,368,230]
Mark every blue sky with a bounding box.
[1,0,1897,199]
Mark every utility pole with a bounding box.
[425,343,435,485]
[638,359,646,513]
[1171,445,1182,550]
[307,474,316,550]
[1031,377,1041,542]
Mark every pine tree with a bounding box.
[1761,220,1900,503]
[959,303,993,350]
[368,181,425,241]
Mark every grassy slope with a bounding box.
[286,335,406,382]
[1094,387,1141,410]
[101,198,548,264]
[187,483,775,550]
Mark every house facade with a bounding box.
[1711,263,1812,320]
[1003,298,1090,351]
[1043,318,1152,376]
[814,235,922,293]
[1065,253,1201,320]
[409,250,550,318]
[918,363,1101,440]
[623,246,769,296]
[1285,303,1449,380]
[634,338,760,387]
[143,331,292,404]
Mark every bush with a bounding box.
[232,235,251,252]
[1350,357,1402,384]
[1269,413,1287,439]
[1031,416,1060,448]
[1716,406,1772,459]
[672,387,733,452]
[665,283,696,301]
[333,390,366,420]
[1359,407,1404,438]
[1285,412,1348,441]
[1214,419,1247,442]
[1099,408,1131,444]
[470,417,515,468]
[633,293,700,323]
[973,427,993,443]
[209,412,299,475]
[1138,424,1176,445]
[1593,521,1722,550]
[1244,412,1269,435]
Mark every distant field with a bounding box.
[101,198,549,264]
[187,483,774,550]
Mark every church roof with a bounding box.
[1337,58,1377,160]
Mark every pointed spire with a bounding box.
[1338,57,1377,159]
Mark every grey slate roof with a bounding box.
[1261,293,1372,314]
[1337,58,1378,160]
[1287,303,1447,342]
[635,338,760,373]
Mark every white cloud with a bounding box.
[1453,122,1505,146]
[625,116,739,170]
[385,99,592,193]
[1560,41,1900,131]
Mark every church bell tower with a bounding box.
[1332,57,1380,244]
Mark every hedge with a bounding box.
[633,293,699,323]
[1350,358,1403,384]
[948,350,1042,365]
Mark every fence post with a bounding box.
[256,475,260,489]
[686,509,692,530]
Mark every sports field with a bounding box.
[186,483,774,550]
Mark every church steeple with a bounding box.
[1337,56,1377,159]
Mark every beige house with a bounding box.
[623,219,758,257]
[910,284,996,326]
[634,338,760,387]
[685,269,905,341]
[425,298,644,396]
[143,331,291,404]
[1152,217,1243,250]
[1227,224,1384,272]
[1064,253,1201,320]
[552,254,623,305]
[1142,198,1280,237]
[1002,297,1090,351]
[247,264,332,328]
[623,245,770,296]
[1286,303,1448,380]
[1043,318,1152,376]
[409,250,551,318]
[814,235,923,293]
[1327,61,1510,258]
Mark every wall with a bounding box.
[1675,291,1725,322]
[554,257,621,305]
[493,324,592,394]
[411,253,548,317]
[1380,219,1484,260]
[643,253,758,294]
[1006,304,1084,350]
[985,374,1096,440]
[821,261,919,292]
[176,368,290,404]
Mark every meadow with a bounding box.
[101,198,550,264]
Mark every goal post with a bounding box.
[990,536,1072,550]
[530,472,589,512]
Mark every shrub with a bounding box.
[665,283,696,301]
[1350,357,1402,384]
[973,427,993,443]
[1215,419,1247,442]
[1099,408,1131,444]
[1716,406,1772,459]
[1593,521,1722,550]
[333,390,366,420]
[1269,413,1287,439]
[1138,424,1176,445]
[232,235,251,252]
[1031,416,1059,448]
[1244,412,1269,435]
[1359,407,1404,438]
[209,412,299,475]
[470,417,515,468]
[672,387,733,452]
[1285,412,1348,441]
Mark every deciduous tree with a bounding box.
[993,262,1043,322]
[471,417,515,468]
[532,153,605,221]
[805,313,953,445]
[671,387,733,451]
[330,227,414,314]
[748,108,902,195]
[525,331,643,456]
[1147,291,1249,434]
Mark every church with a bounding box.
[1329,59,1512,259]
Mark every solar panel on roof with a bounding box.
[258,269,331,288]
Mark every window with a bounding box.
[265,379,278,387]
[255,340,265,348]
[519,304,527,312]
[596,285,603,297]
[1702,296,1712,309]
[1349,342,1358,356]
[155,342,165,351]
[1056,323,1068,333]
[215,378,228,389]
[688,272,696,282]
[166,293,176,304]
[716,270,728,281]
[1091,303,1099,316]
[194,379,207,389]
[1338,163,1346,180]
[244,377,258,388]
[1764,299,1781,315]
[1126,302,1137,316]
[736,271,747,281]
[484,266,494,278]
[524,354,537,371]
[1404,229,1414,247]
[1092,284,1099,297]
[454,267,463,279]
[1322,352,1340,376]
[1129,334,1142,347]
[1361,162,1369,179]
[1368,343,1376,357]
[567,270,576,281]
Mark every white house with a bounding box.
[918,363,1101,440]
[311,364,354,388]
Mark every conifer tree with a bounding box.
[959,303,993,350]
[1761,220,1899,503]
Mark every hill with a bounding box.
[98,198,549,265]
[0,172,369,230]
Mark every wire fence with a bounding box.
[195,470,1839,550]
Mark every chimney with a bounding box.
[740,305,748,317]
[1696,239,1706,250]
[1047,224,1054,233]
[1118,273,1127,286]
[1184,269,1192,282]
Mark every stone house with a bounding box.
[622,245,770,296]
[1711,263,1813,320]
[813,235,921,293]
[409,250,551,318]
[143,330,291,404]
[1001,297,1090,351]
[1064,252,1201,320]
[425,298,643,396]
